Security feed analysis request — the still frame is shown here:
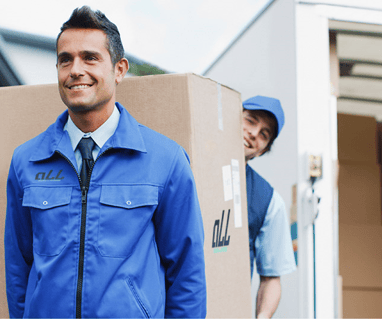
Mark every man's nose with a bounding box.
[248,126,260,139]
[70,58,84,78]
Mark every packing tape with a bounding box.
[217,83,223,131]
[231,159,242,228]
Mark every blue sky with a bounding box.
[0,0,269,74]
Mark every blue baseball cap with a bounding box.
[242,95,285,137]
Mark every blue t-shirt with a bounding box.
[246,165,296,277]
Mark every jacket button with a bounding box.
[43,201,48,205]
[126,201,131,205]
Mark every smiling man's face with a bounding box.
[242,110,276,162]
[56,28,118,114]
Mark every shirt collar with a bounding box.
[64,104,120,151]
[29,102,146,162]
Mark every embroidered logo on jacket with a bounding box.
[35,170,65,181]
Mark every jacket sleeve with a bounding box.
[4,158,33,319]
[154,146,207,319]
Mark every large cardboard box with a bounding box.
[0,74,252,318]
[338,162,382,226]
[337,113,378,164]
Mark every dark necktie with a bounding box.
[77,137,95,186]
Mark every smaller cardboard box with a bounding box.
[339,224,382,288]
[342,289,382,319]
[337,113,378,164]
[338,162,382,226]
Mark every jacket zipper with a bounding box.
[55,151,85,318]
[56,149,111,318]
[76,184,88,319]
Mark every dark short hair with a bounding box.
[56,6,124,66]
[244,109,278,156]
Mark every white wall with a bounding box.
[205,0,300,318]
[295,3,338,318]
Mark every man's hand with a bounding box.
[256,276,281,319]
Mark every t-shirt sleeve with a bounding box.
[255,190,297,276]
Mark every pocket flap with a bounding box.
[100,185,158,209]
[22,187,72,209]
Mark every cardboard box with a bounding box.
[339,224,382,288]
[338,113,382,318]
[337,276,343,319]
[0,73,252,318]
[337,113,378,164]
[377,123,382,220]
[338,162,382,226]
[342,289,382,319]
[339,223,382,318]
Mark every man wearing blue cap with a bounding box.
[243,96,296,318]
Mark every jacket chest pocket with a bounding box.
[22,186,72,256]
[98,185,158,258]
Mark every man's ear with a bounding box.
[115,58,129,85]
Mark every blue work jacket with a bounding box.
[5,103,206,318]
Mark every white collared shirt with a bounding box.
[64,104,120,171]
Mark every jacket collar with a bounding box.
[30,102,147,162]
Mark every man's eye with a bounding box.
[86,55,97,61]
[261,132,269,140]
[245,117,255,124]
[59,58,70,65]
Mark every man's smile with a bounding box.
[243,137,251,148]
[67,84,93,90]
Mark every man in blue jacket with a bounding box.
[4,6,206,318]
[243,96,296,318]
